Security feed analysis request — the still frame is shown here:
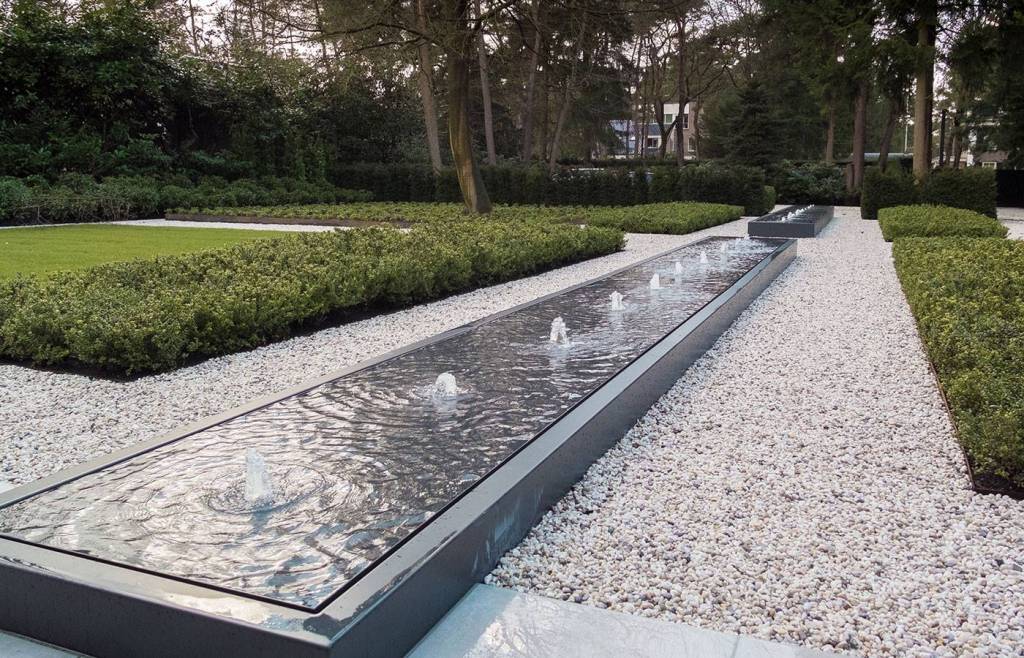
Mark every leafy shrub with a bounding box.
[893,238,1024,488]
[860,167,916,219]
[769,162,845,205]
[861,166,998,219]
[677,164,772,215]
[0,221,623,374]
[920,167,997,217]
[878,205,1007,241]
[172,201,742,235]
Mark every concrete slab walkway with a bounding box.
[409,585,845,658]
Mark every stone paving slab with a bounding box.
[409,584,845,658]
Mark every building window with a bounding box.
[681,112,689,129]
[664,113,674,125]
[646,137,659,148]
[981,161,997,169]
[688,137,696,153]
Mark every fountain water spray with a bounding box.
[432,372,459,399]
[549,316,569,344]
[699,251,709,264]
[720,242,728,253]
[610,291,625,311]
[649,274,661,290]
[244,449,275,509]
[674,261,683,275]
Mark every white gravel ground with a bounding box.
[488,208,1024,657]
[0,225,745,488]
[113,218,340,231]
[1002,219,1024,240]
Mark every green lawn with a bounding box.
[0,224,297,280]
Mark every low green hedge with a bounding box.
[581,202,742,234]
[0,221,623,374]
[861,167,997,219]
[0,175,372,226]
[878,205,1008,241]
[172,202,743,235]
[893,237,1024,488]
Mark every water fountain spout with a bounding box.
[432,372,459,399]
[699,251,709,264]
[549,317,569,344]
[649,274,661,290]
[244,449,275,509]
[719,242,728,253]
[610,291,625,311]
[674,261,684,275]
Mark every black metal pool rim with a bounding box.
[0,234,794,654]
[0,235,786,612]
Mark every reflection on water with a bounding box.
[0,237,781,609]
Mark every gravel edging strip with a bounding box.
[164,212,413,228]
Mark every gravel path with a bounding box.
[488,208,1024,657]
[0,225,748,489]
[1002,219,1024,240]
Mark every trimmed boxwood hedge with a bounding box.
[0,221,623,375]
[860,167,916,219]
[0,174,371,226]
[892,237,1024,489]
[878,205,1008,241]
[332,163,773,215]
[171,202,743,235]
[860,167,998,219]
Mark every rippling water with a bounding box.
[0,237,781,609]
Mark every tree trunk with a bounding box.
[675,17,687,166]
[475,0,497,165]
[824,101,836,165]
[520,0,542,161]
[415,0,443,173]
[850,78,869,192]
[538,64,549,161]
[951,110,963,168]
[877,99,900,172]
[913,1,937,181]
[548,86,573,173]
[446,0,491,213]
[693,98,701,160]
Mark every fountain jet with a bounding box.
[244,449,275,509]
[549,317,569,344]
[432,372,459,399]
[649,274,661,290]
[610,291,625,311]
[699,251,709,264]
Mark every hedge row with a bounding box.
[0,175,371,226]
[173,201,744,235]
[861,167,997,219]
[892,237,1024,488]
[332,163,774,215]
[0,221,623,374]
[878,205,1008,242]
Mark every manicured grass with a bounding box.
[171,201,743,235]
[0,224,296,280]
[893,237,1024,490]
[878,205,1007,242]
